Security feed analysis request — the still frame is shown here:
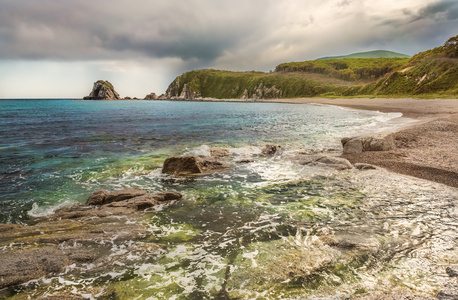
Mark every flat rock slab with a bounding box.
[293,154,353,170]
[0,188,181,291]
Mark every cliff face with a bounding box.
[83,80,121,100]
[165,78,198,100]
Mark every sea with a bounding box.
[0,99,456,299]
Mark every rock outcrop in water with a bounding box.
[83,80,121,100]
[162,156,230,176]
[0,188,181,292]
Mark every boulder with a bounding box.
[210,148,230,159]
[83,80,121,100]
[342,132,395,154]
[162,156,229,176]
[261,144,281,156]
[294,154,353,170]
[341,137,364,154]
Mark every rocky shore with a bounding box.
[261,97,458,188]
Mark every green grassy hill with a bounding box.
[316,50,410,60]
[275,57,409,82]
[368,36,458,96]
[165,35,458,99]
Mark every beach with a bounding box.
[261,98,458,187]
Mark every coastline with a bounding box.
[259,97,458,187]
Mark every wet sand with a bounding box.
[260,98,458,187]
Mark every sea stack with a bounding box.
[83,80,121,100]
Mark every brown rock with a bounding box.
[210,148,230,159]
[151,191,183,202]
[86,188,147,206]
[0,247,70,289]
[104,188,147,204]
[162,156,229,176]
[86,190,108,205]
[261,144,280,156]
[105,195,159,210]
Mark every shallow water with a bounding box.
[0,99,456,299]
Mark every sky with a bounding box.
[0,0,457,98]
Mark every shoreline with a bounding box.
[258,97,458,187]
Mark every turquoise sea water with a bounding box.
[0,99,400,223]
[2,99,456,299]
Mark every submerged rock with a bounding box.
[293,154,353,170]
[162,156,229,176]
[83,80,121,100]
[86,189,181,211]
[437,288,458,300]
[342,132,395,154]
[261,144,281,156]
[0,247,70,289]
[354,163,377,170]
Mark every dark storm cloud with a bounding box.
[0,0,262,62]
[416,0,458,21]
[0,0,457,71]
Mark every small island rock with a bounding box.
[83,80,121,100]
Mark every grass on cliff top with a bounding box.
[275,57,410,82]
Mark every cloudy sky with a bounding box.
[0,0,457,98]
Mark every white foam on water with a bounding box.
[27,199,75,218]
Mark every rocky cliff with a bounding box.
[83,80,121,100]
[163,35,457,99]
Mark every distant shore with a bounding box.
[259,97,458,187]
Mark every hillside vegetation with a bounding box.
[275,57,409,81]
[165,35,458,99]
[368,35,458,96]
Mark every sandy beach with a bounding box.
[261,98,458,187]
